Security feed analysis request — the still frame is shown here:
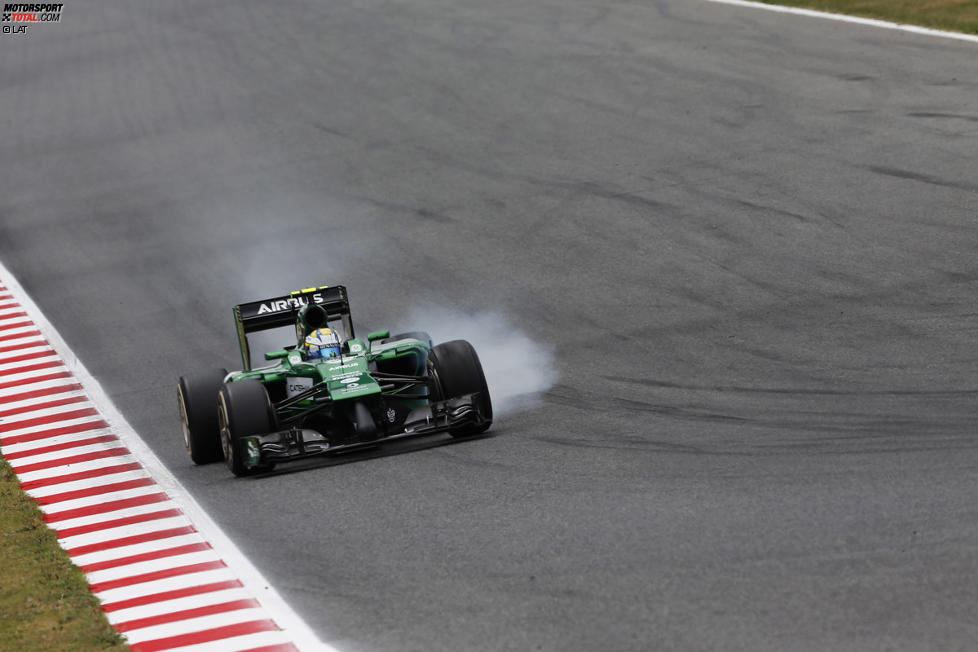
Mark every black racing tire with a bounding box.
[178,369,227,465]
[218,379,276,477]
[429,340,493,437]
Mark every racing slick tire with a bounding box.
[178,369,228,465]
[429,340,493,437]
[218,380,276,477]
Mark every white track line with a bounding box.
[703,0,978,44]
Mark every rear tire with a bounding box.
[429,340,492,437]
[178,369,227,465]
[218,380,276,477]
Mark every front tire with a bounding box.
[429,340,492,437]
[218,380,276,477]
[178,369,227,465]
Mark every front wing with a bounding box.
[238,394,488,469]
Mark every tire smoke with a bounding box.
[397,306,557,417]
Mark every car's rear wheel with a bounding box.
[178,369,227,465]
[218,380,276,477]
[429,340,492,437]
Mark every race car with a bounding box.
[177,285,492,476]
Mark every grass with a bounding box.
[0,456,128,652]
[756,0,978,34]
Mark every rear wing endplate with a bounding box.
[233,285,354,370]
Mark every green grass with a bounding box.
[757,0,978,34]
[0,456,128,652]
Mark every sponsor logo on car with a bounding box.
[256,293,328,315]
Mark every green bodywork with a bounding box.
[229,334,431,413]
[184,284,489,475]
[228,286,436,445]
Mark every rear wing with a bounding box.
[233,285,354,370]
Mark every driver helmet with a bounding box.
[303,327,341,360]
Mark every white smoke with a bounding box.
[397,306,558,417]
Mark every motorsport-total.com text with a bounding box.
[2,3,63,22]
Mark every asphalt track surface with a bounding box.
[2,2,977,650]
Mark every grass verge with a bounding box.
[0,455,128,651]
[756,0,978,34]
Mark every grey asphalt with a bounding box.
[3,1,978,650]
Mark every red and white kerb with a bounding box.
[0,282,319,652]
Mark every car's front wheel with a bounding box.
[218,380,276,477]
[429,340,493,437]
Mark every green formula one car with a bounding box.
[178,285,492,476]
